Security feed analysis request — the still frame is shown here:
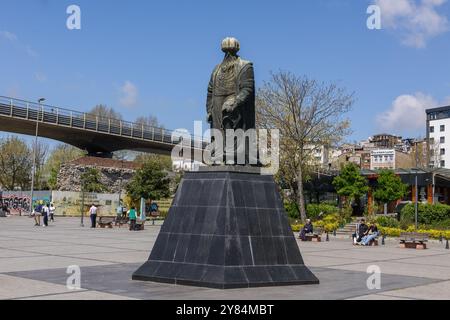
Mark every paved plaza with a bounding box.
[1,216,450,300]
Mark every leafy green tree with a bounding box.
[332,163,369,205]
[126,158,170,203]
[373,170,408,215]
[81,168,108,193]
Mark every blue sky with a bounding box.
[1,0,450,147]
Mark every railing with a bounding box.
[0,96,207,148]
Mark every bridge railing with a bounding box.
[0,96,207,148]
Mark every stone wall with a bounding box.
[57,157,139,193]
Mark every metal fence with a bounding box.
[0,96,206,147]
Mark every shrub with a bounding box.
[401,203,450,225]
[378,226,450,240]
[306,203,339,221]
[429,219,450,230]
[316,214,340,232]
[284,201,300,219]
[375,216,400,228]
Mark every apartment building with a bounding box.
[426,106,450,168]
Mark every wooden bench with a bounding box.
[134,219,146,231]
[116,216,129,228]
[302,228,323,242]
[400,232,429,249]
[98,217,115,229]
[150,211,160,225]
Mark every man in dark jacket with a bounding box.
[353,218,369,244]
[299,219,314,241]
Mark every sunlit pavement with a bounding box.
[1,216,450,300]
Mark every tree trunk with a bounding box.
[297,165,307,223]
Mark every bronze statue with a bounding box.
[206,37,255,133]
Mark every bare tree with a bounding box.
[31,140,50,190]
[135,115,163,129]
[257,71,354,222]
[0,136,32,190]
[87,104,123,127]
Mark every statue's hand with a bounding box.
[222,98,236,113]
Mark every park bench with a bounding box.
[134,219,146,231]
[116,216,129,228]
[149,210,160,225]
[98,217,115,229]
[400,232,429,249]
[303,227,323,242]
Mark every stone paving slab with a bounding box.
[0,274,83,299]
[329,261,450,280]
[347,294,413,300]
[7,263,436,300]
[0,255,115,273]
[379,280,450,300]
[1,216,450,300]
[21,290,136,300]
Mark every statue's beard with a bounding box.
[220,53,238,73]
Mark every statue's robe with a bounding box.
[206,57,255,133]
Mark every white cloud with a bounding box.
[0,30,38,57]
[376,92,437,134]
[444,96,450,105]
[119,81,138,107]
[0,30,18,41]
[375,0,449,48]
[34,72,47,83]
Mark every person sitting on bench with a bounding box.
[360,222,379,246]
[353,218,368,244]
[299,219,313,241]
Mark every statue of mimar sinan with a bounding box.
[206,37,256,164]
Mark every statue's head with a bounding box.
[221,37,240,55]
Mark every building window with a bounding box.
[430,126,435,133]
[430,149,435,156]
[441,125,445,132]
[430,138,435,145]
[441,148,446,155]
[441,160,446,168]
[441,137,446,144]
[430,161,435,168]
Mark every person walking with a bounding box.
[128,206,137,231]
[33,202,42,227]
[49,203,56,222]
[42,203,50,227]
[89,204,98,228]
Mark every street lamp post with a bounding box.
[415,174,418,230]
[30,98,45,214]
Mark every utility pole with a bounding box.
[30,98,45,213]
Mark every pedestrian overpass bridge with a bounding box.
[0,96,206,157]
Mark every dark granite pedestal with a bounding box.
[132,167,319,289]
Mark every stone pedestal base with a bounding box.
[132,168,319,289]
